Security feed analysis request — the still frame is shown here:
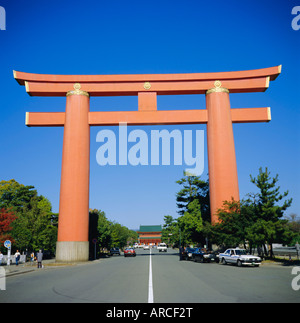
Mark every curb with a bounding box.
[5,268,36,277]
[4,258,102,277]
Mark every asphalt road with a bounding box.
[1,248,300,303]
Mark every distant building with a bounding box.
[137,225,162,245]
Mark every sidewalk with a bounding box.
[3,258,94,277]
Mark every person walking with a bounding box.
[15,250,21,266]
[30,252,35,266]
[37,250,43,268]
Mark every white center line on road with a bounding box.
[148,247,154,303]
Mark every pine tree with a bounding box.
[176,171,210,222]
[178,199,203,246]
[249,167,293,257]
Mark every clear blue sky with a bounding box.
[0,0,299,230]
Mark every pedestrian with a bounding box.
[30,252,35,266]
[0,251,3,266]
[37,250,43,268]
[15,250,21,266]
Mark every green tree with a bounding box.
[0,179,37,212]
[249,167,293,257]
[211,199,241,248]
[209,168,294,256]
[95,209,112,250]
[210,199,255,249]
[11,195,57,253]
[0,180,57,253]
[175,172,211,246]
[126,228,138,246]
[178,199,203,246]
[286,214,300,245]
[161,215,179,246]
[94,208,138,252]
[110,223,138,248]
[110,222,123,247]
[176,171,210,222]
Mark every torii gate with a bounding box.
[14,65,281,262]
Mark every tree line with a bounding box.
[89,208,138,256]
[161,167,299,258]
[0,179,137,257]
[1,167,298,259]
[0,179,58,255]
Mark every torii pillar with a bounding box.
[206,81,240,223]
[14,66,281,262]
[56,85,90,261]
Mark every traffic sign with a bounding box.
[4,240,11,249]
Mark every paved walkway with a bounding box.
[2,259,95,277]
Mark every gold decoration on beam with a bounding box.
[143,82,151,90]
[206,80,229,95]
[66,83,89,97]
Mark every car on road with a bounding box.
[124,248,136,257]
[219,248,261,267]
[110,247,121,256]
[143,245,150,250]
[181,247,196,260]
[192,248,217,263]
[157,243,167,252]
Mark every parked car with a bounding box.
[124,248,136,257]
[192,248,217,263]
[219,248,261,267]
[110,247,121,256]
[181,247,196,260]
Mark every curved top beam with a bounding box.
[22,77,271,97]
[14,65,281,85]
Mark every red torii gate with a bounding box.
[14,65,281,262]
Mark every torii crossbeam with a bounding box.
[14,65,281,262]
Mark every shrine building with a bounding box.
[137,225,162,245]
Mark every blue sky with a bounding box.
[0,0,299,230]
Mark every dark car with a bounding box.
[124,248,136,257]
[110,247,121,256]
[181,247,196,260]
[192,248,217,263]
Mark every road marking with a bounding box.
[148,248,154,303]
